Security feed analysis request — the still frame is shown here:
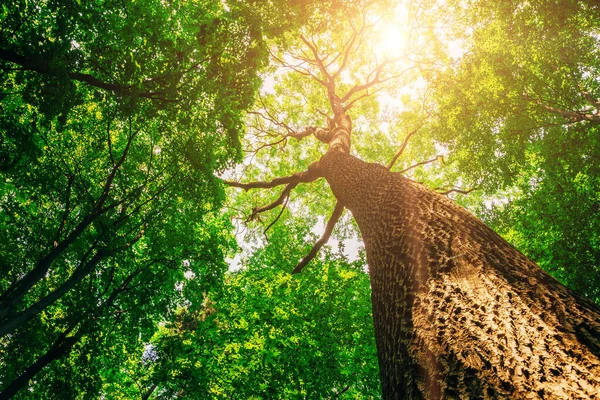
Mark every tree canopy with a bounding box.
[2,0,600,398]
[0,0,323,396]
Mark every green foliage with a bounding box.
[106,217,379,398]
[0,0,304,396]
[4,0,600,397]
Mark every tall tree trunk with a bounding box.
[319,150,600,399]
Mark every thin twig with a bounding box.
[398,155,442,174]
[387,125,423,170]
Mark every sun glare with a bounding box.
[374,23,409,60]
[372,4,411,60]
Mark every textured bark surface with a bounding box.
[319,151,600,399]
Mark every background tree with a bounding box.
[429,0,600,301]
[0,0,327,397]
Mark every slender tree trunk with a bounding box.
[0,325,81,399]
[319,150,600,399]
[0,264,144,398]
[0,248,109,338]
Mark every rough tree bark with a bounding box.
[319,146,600,399]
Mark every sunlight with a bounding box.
[374,22,409,60]
[372,3,411,60]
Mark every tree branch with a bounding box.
[223,162,322,191]
[292,202,344,274]
[524,93,600,123]
[270,49,325,86]
[340,61,388,103]
[247,182,297,222]
[436,186,479,196]
[0,48,182,103]
[387,125,423,170]
[343,88,383,112]
[340,62,412,104]
[398,155,442,174]
[332,22,365,79]
[300,35,332,82]
[263,194,290,237]
[580,90,600,110]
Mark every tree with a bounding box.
[0,0,323,396]
[226,2,600,398]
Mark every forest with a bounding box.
[1,0,599,398]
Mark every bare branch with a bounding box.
[387,125,423,170]
[341,61,388,103]
[343,87,384,112]
[436,186,479,196]
[292,202,344,274]
[263,194,290,237]
[224,175,299,190]
[299,34,332,82]
[249,107,328,144]
[269,49,325,86]
[247,182,297,222]
[250,106,295,135]
[245,137,287,155]
[339,60,412,104]
[398,155,442,174]
[223,161,322,191]
[332,22,364,79]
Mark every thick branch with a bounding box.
[0,48,182,103]
[224,175,300,190]
[580,90,600,110]
[0,322,80,399]
[538,102,600,123]
[524,93,600,123]
[247,182,297,222]
[436,186,479,196]
[292,202,344,274]
[0,49,124,91]
[0,128,138,318]
[0,262,147,398]
[0,247,111,338]
[223,162,322,191]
